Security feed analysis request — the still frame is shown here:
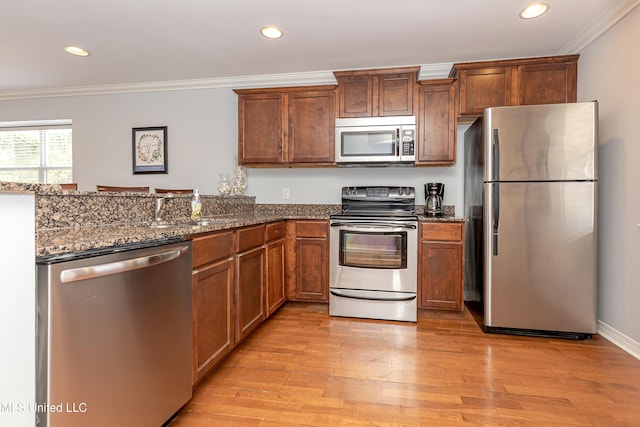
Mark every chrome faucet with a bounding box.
[154,193,174,222]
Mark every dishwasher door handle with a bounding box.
[60,245,190,283]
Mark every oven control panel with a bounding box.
[342,186,414,199]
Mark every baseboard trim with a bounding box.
[597,320,640,360]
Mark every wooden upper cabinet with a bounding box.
[334,67,419,117]
[450,55,579,118]
[236,92,284,164]
[235,85,337,167]
[517,61,577,106]
[287,89,335,163]
[456,67,512,117]
[416,79,457,166]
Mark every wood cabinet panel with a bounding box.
[416,79,456,165]
[517,62,577,106]
[419,222,465,311]
[378,72,415,116]
[236,224,265,253]
[458,67,512,117]
[237,93,283,164]
[236,246,265,342]
[192,231,235,268]
[334,67,419,118]
[451,55,579,118]
[295,238,328,301]
[285,220,329,302]
[235,86,337,167]
[265,237,285,317]
[192,257,234,384]
[421,222,463,241]
[336,75,374,117]
[288,90,335,163]
[265,221,285,242]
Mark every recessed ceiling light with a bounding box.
[260,26,283,39]
[63,46,90,57]
[519,3,549,19]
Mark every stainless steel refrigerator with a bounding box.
[464,102,598,339]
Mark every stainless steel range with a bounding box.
[329,186,418,322]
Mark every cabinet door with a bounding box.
[236,246,265,342]
[416,81,456,165]
[517,62,577,106]
[420,240,463,310]
[336,75,374,117]
[458,67,513,117]
[295,237,328,301]
[419,222,465,311]
[378,72,415,116]
[265,238,285,317]
[192,257,234,384]
[288,89,336,164]
[237,92,284,164]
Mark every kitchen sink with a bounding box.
[147,221,196,229]
[147,218,235,228]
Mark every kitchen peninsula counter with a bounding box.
[36,207,337,259]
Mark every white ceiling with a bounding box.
[1,0,638,99]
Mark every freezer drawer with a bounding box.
[483,181,597,334]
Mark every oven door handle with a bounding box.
[330,289,417,302]
[330,221,416,230]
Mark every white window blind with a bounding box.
[0,121,72,184]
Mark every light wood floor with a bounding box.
[169,302,640,426]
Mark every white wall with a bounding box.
[0,193,36,426]
[578,6,640,345]
[0,91,467,211]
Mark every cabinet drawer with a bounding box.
[421,222,463,242]
[237,224,265,252]
[296,221,328,238]
[265,221,285,242]
[192,231,235,268]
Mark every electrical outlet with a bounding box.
[282,188,290,200]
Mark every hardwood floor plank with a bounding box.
[169,302,640,426]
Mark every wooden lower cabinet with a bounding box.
[235,225,266,343]
[285,220,329,302]
[418,222,465,311]
[236,245,265,342]
[265,221,286,317]
[192,254,234,384]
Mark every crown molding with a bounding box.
[0,62,454,101]
[558,0,640,54]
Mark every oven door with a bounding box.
[329,220,417,293]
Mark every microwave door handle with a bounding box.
[395,128,400,157]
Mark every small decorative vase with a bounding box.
[217,173,231,195]
[232,166,247,195]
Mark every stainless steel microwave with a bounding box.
[335,116,416,166]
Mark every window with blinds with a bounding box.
[0,121,72,184]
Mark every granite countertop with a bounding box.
[37,211,466,259]
[21,182,465,259]
[36,211,332,260]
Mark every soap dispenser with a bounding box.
[191,189,202,221]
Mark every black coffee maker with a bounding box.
[425,183,444,216]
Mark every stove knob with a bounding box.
[398,188,404,196]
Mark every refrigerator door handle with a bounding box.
[492,129,500,181]
[492,184,500,256]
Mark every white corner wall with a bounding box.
[0,193,36,426]
[578,5,640,349]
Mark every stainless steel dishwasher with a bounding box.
[36,240,192,427]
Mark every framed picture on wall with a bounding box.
[132,126,168,174]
